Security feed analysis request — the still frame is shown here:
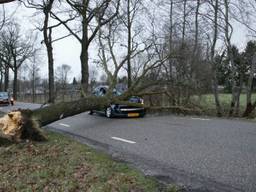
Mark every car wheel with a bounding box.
[105,107,112,118]
[140,113,145,118]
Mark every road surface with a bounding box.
[0,102,256,191]
[0,102,41,113]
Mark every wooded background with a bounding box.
[1,0,256,117]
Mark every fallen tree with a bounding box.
[0,96,143,142]
[0,90,206,143]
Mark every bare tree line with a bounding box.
[1,0,256,117]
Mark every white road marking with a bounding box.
[59,123,70,127]
[191,117,210,121]
[111,137,136,144]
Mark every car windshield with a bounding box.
[93,87,123,96]
[113,89,122,96]
[0,92,8,97]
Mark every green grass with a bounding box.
[192,93,256,114]
[0,131,167,192]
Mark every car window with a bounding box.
[93,86,123,96]
[113,89,122,96]
[0,92,8,97]
[99,88,107,96]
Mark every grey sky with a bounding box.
[2,1,251,81]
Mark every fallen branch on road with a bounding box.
[0,96,143,142]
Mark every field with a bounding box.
[192,93,256,115]
[0,131,175,192]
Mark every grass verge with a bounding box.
[0,131,170,192]
[190,93,256,117]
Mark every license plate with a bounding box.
[128,113,139,117]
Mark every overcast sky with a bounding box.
[3,2,83,81]
[2,1,251,82]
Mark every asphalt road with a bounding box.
[0,102,41,113]
[1,102,256,191]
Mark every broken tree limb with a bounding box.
[0,96,143,142]
[33,96,144,126]
[32,96,112,126]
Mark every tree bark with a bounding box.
[211,0,222,116]
[46,28,55,103]
[0,71,2,91]
[181,0,187,46]
[169,0,173,79]
[80,19,89,94]
[235,75,243,116]
[13,68,18,100]
[223,0,236,116]
[32,68,35,103]
[243,53,256,117]
[4,63,9,91]
[43,0,55,103]
[0,96,144,142]
[127,0,132,89]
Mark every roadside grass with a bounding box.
[0,131,169,192]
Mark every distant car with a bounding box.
[0,92,14,105]
[89,86,145,118]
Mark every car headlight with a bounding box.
[140,99,144,105]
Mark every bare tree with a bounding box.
[42,0,55,103]
[50,0,120,94]
[21,0,59,103]
[96,2,168,95]
[26,53,41,103]
[0,22,35,99]
[243,41,256,116]
[125,0,139,88]
[207,0,222,116]
[55,64,71,101]
[221,0,237,116]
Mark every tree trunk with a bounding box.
[223,0,236,116]
[43,0,55,104]
[127,0,132,89]
[32,73,35,103]
[212,66,222,116]
[211,0,222,117]
[169,0,173,78]
[243,53,256,117]
[45,27,55,104]
[235,80,243,116]
[80,45,89,95]
[0,71,3,91]
[190,0,200,79]
[80,17,89,95]
[243,102,254,117]
[4,64,9,91]
[181,0,187,46]
[0,96,143,142]
[13,68,18,100]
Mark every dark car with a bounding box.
[89,86,145,118]
[0,92,14,105]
